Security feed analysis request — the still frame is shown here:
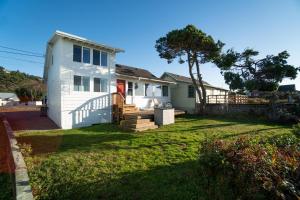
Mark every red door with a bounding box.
[117,79,126,97]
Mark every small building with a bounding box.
[278,84,296,93]
[161,72,228,113]
[0,93,20,106]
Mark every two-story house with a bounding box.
[43,31,173,129]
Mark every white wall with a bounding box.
[47,38,116,129]
[47,38,63,127]
[121,78,171,109]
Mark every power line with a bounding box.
[0,50,45,58]
[0,44,44,57]
[0,55,44,64]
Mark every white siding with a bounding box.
[47,38,63,127]
[122,78,171,109]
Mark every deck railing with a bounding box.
[207,95,269,104]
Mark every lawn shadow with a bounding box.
[32,160,208,200]
[17,124,137,155]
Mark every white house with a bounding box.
[43,31,173,129]
[161,72,228,113]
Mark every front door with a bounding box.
[117,79,126,98]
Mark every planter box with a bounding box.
[154,108,174,126]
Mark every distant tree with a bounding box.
[214,49,299,92]
[15,81,45,102]
[155,25,223,113]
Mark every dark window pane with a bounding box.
[145,84,149,96]
[94,78,100,92]
[162,85,168,97]
[101,52,108,67]
[83,47,90,63]
[93,50,100,65]
[188,85,195,98]
[73,45,82,62]
[128,82,133,96]
[74,75,81,91]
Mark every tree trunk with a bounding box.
[188,55,203,114]
[195,59,206,114]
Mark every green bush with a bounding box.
[199,136,300,200]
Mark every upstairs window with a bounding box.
[93,50,100,66]
[162,85,169,97]
[73,45,82,62]
[101,52,108,67]
[188,85,195,98]
[83,47,90,63]
[74,75,90,92]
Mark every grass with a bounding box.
[16,115,294,200]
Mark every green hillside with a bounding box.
[0,66,43,92]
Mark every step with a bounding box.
[123,104,136,108]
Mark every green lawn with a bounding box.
[16,115,293,200]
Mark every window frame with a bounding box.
[94,77,101,92]
[101,51,108,67]
[73,75,90,92]
[127,82,133,96]
[162,85,169,97]
[93,49,100,66]
[73,45,82,62]
[188,85,195,98]
[82,47,90,64]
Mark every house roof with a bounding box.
[0,93,19,101]
[50,31,124,53]
[162,72,228,91]
[278,84,296,92]
[116,64,175,84]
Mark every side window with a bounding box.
[94,78,100,92]
[145,83,149,96]
[73,45,82,62]
[100,79,108,92]
[93,50,100,66]
[101,52,108,67]
[154,85,162,97]
[128,82,133,96]
[162,85,168,97]
[83,47,90,64]
[73,75,90,92]
[188,85,195,98]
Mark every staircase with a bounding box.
[120,113,158,132]
[112,92,158,132]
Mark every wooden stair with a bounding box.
[119,105,158,132]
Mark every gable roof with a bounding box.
[116,64,174,84]
[278,84,296,92]
[0,93,19,101]
[162,72,228,91]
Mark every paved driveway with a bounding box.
[3,108,58,131]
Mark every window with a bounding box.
[188,85,195,98]
[83,47,90,63]
[135,82,144,96]
[154,85,162,97]
[93,50,100,65]
[94,78,100,92]
[101,52,108,67]
[100,79,108,92]
[73,45,82,62]
[51,55,53,65]
[73,75,90,91]
[162,85,168,97]
[127,82,133,96]
[145,83,153,97]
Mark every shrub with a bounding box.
[199,136,300,200]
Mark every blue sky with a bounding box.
[0,0,299,89]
